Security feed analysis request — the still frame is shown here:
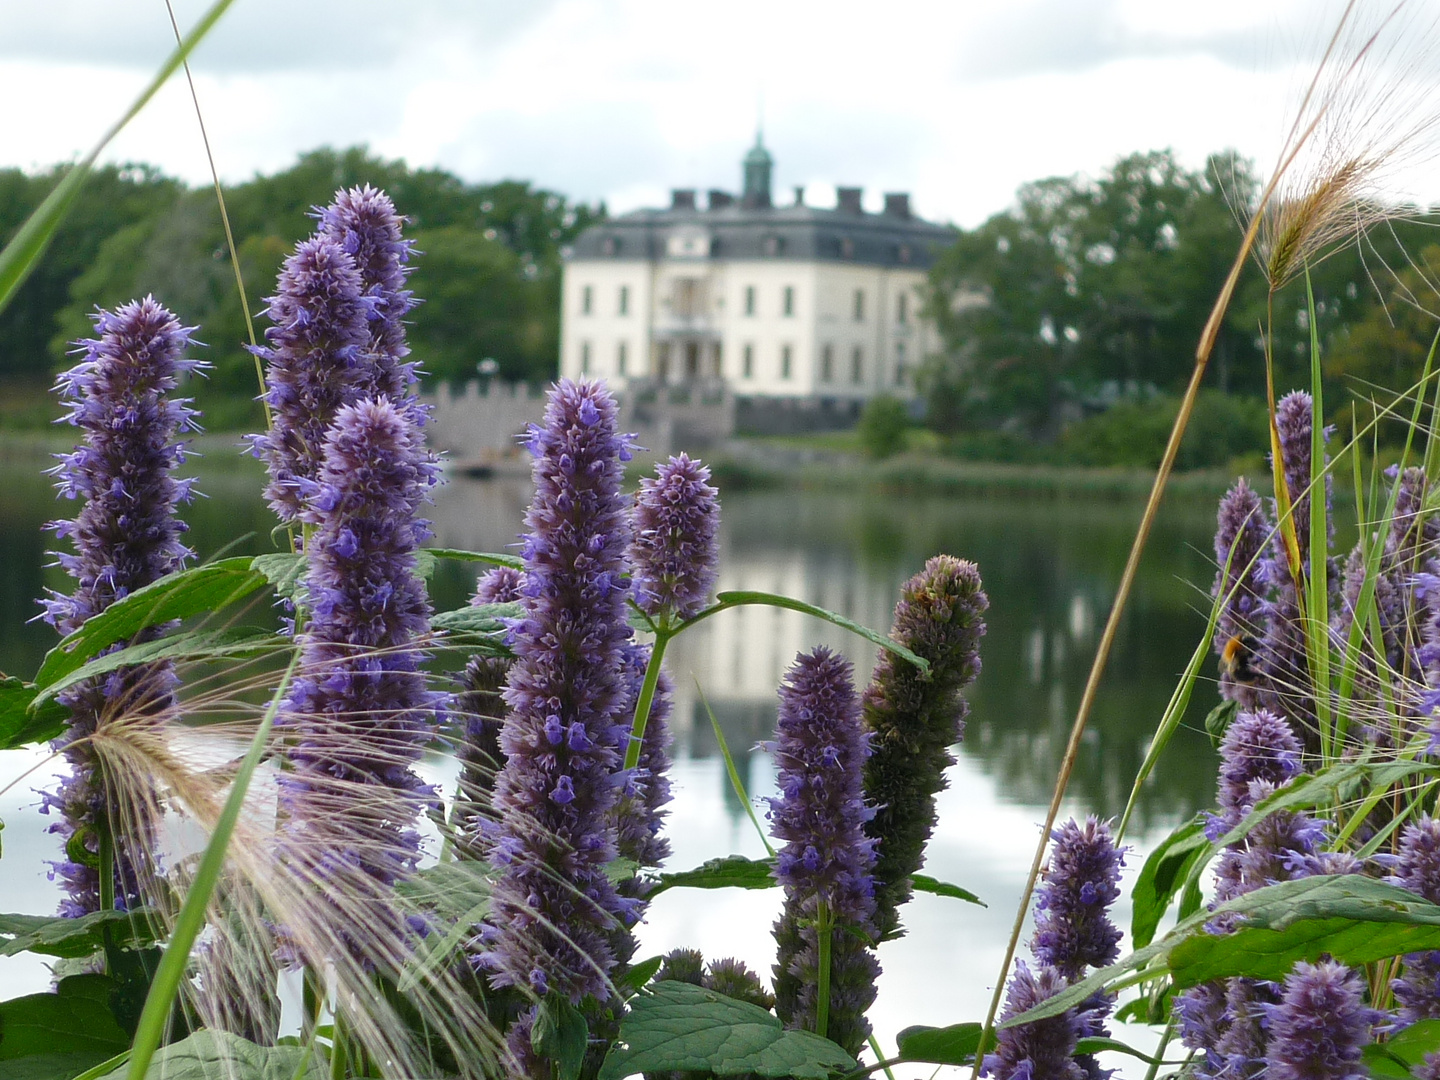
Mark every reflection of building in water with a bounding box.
[665,553,903,758]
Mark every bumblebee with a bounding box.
[1220,633,1259,684]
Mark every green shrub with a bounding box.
[1058,391,1267,470]
[857,395,911,459]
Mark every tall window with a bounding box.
[894,341,907,386]
[781,344,793,380]
[821,343,834,382]
[851,346,863,384]
[897,292,908,323]
[617,341,628,376]
[742,343,755,378]
[582,285,593,315]
[744,285,756,316]
[581,341,592,374]
[618,285,630,316]
[783,286,795,317]
[853,289,865,322]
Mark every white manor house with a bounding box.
[558,137,954,414]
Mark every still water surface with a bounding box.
[0,444,1228,1065]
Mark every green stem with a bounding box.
[126,650,299,1080]
[330,1012,348,1080]
[816,898,832,1041]
[624,630,671,771]
[866,1033,899,1080]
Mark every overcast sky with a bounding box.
[4,0,1440,228]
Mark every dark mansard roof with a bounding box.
[568,191,956,270]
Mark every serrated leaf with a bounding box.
[911,874,984,906]
[94,1030,324,1080]
[431,602,523,635]
[598,982,856,1080]
[1130,815,1209,950]
[652,855,777,896]
[895,1022,989,1066]
[0,677,68,750]
[251,552,307,602]
[686,592,929,673]
[35,558,266,688]
[423,547,525,570]
[32,626,287,711]
[1362,1044,1415,1080]
[0,909,159,959]
[0,975,129,1062]
[395,861,495,923]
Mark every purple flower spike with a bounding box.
[1033,817,1125,981]
[279,397,442,907]
[1214,710,1302,831]
[1272,390,1331,569]
[630,453,720,621]
[769,647,880,1057]
[41,296,203,917]
[316,185,420,406]
[1212,479,1271,705]
[1265,960,1377,1080]
[861,555,988,940]
[981,962,1084,1080]
[1392,817,1440,1023]
[484,380,636,1006]
[249,236,373,523]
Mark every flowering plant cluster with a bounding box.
[28,173,1440,1080]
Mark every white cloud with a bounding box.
[3,0,1440,227]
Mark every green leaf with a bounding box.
[0,909,158,959]
[430,601,523,635]
[35,558,267,689]
[423,547,525,570]
[97,1030,324,1080]
[534,996,588,1080]
[0,1051,118,1080]
[33,627,286,711]
[0,975,129,1062]
[684,592,929,673]
[1130,815,1209,949]
[598,982,856,1080]
[652,855,777,896]
[618,956,664,997]
[895,1022,989,1066]
[911,874,984,907]
[1204,698,1239,749]
[0,677,68,750]
[395,860,495,923]
[250,552,307,603]
[1073,1037,1176,1066]
[1010,875,1440,1027]
[1362,1043,1415,1080]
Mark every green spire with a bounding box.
[742,132,773,208]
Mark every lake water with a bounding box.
[0,441,1228,1070]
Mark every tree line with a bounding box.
[0,146,601,428]
[921,148,1440,447]
[2,144,1435,441]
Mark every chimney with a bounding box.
[707,189,734,210]
[883,192,911,219]
[793,185,805,207]
[836,187,864,214]
[671,189,697,211]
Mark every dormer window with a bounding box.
[840,236,855,259]
[601,235,620,256]
[897,243,912,264]
[762,234,784,257]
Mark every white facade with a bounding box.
[559,257,934,401]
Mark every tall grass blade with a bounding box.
[1305,268,1334,758]
[125,651,298,1080]
[695,679,776,857]
[0,0,236,316]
